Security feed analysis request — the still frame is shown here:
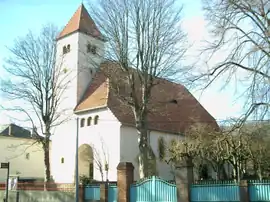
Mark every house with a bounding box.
[51,4,219,183]
[0,124,45,182]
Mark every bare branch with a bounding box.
[88,0,189,178]
[0,24,70,185]
[193,0,270,124]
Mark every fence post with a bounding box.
[239,180,249,202]
[100,182,108,202]
[175,157,194,202]
[117,162,134,202]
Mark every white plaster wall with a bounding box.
[55,33,79,114]
[0,136,45,181]
[51,108,121,183]
[55,32,105,116]
[52,31,106,183]
[51,115,77,183]
[77,32,105,102]
[52,33,81,183]
[120,126,183,180]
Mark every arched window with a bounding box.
[67,44,70,52]
[158,137,166,160]
[63,46,67,54]
[94,115,99,125]
[87,117,92,126]
[80,118,85,127]
[89,163,94,179]
[61,157,64,164]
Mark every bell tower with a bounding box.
[52,4,105,183]
[55,3,105,111]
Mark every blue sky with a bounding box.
[0,0,243,126]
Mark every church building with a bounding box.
[50,4,218,183]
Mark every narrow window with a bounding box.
[67,44,70,52]
[89,163,94,179]
[63,46,67,54]
[87,117,92,126]
[94,115,99,125]
[25,153,30,160]
[61,157,64,164]
[80,118,85,127]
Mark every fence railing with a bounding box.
[191,180,240,202]
[248,180,270,202]
[1,179,270,202]
[84,184,100,201]
[108,183,117,202]
[190,180,270,202]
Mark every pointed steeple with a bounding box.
[57,4,102,40]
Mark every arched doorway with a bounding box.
[78,144,94,180]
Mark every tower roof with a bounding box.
[57,4,102,40]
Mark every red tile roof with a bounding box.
[57,4,102,40]
[75,62,219,134]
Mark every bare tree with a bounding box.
[195,0,270,124]
[89,0,188,178]
[185,124,229,180]
[162,125,204,172]
[244,124,270,179]
[0,24,69,187]
[91,139,110,182]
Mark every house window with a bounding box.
[87,44,97,54]
[80,118,85,127]
[25,153,30,160]
[94,115,99,125]
[87,117,92,126]
[61,157,64,164]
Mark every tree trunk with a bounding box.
[257,165,262,180]
[100,172,104,182]
[221,165,229,180]
[106,171,108,181]
[43,141,51,190]
[137,129,149,179]
[217,165,221,180]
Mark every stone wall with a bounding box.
[0,190,75,202]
